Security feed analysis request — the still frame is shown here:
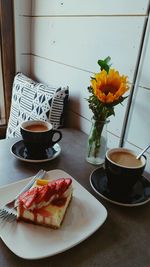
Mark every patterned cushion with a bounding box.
[6,73,69,138]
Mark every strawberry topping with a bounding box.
[18,187,39,209]
[19,178,72,209]
[35,185,50,204]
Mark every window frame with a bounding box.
[0,0,15,127]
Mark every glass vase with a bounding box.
[86,118,109,165]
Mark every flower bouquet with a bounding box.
[86,56,129,165]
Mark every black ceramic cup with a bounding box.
[105,148,146,196]
[20,120,62,159]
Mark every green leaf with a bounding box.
[97,56,112,73]
[111,96,128,106]
[104,56,111,65]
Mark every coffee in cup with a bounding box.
[20,120,62,159]
[105,148,146,196]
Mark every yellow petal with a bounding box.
[90,68,129,104]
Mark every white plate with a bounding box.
[0,169,107,259]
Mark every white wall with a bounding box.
[14,0,150,171]
[124,15,150,173]
[13,0,31,75]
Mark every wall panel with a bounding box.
[126,87,150,146]
[14,0,31,72]
[31,16,145,76]
[124,17,150,171]
[31,16,145,139]
[31,0,149,16]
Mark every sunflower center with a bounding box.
[100,84,118,95]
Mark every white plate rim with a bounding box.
[0,169,107,259]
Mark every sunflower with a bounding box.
[91,69,129,104]
[86,57,130,162]
[87,57,129,121]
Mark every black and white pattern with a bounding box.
[6,73,69,138]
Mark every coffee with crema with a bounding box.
[105,148,146,196]
[25,124,48,132]
[109,151,142,168]
[20,120,62,160]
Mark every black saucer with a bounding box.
[90,167,150,206]
[11,140,61,163]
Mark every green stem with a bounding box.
[88,120,105,158]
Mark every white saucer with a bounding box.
[11,140,61,163]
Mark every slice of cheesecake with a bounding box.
[17,177,73,229]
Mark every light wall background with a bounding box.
[13,0,150,172]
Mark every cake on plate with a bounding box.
[17,177,73,229]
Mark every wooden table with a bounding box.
[0,128,150,267]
